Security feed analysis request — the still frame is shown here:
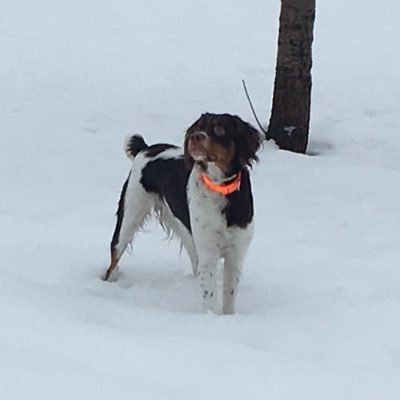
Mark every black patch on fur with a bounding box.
[126,135,148,157]
[144,144,178,158]
[223,169,254,228]
[111,172,131,250]
[140,157,191,232]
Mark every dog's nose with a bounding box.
[191,131,207,142]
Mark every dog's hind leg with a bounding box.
[103,171,154,281]
[174,223,198,277]
[179,234,198,277]
[154,202,198,278]
[186,241,198,277]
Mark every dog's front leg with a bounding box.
[197,252,220,314]
[222,226,254,314]
[222,257,242,315]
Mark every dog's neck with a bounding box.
[197,161,236,183]
[201,172,242,196]
[194,162,242,195]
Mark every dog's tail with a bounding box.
[124,135,149,159]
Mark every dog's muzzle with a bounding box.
[188,131,211,161]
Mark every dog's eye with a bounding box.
[213,126,225,136]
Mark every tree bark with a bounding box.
[267,0,316,154]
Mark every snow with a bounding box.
[1,0,400,399]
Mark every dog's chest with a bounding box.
[187,168,228,236]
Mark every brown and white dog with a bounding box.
[103,113,261,314]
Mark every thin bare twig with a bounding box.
[242,80,267,137]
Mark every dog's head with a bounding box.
[184,113,262,178]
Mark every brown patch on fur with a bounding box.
[103,250,120,281]
[207,141,236,176]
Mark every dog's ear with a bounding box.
[184,115,202,169]
[235,117,262,168]
[183,132,194,169]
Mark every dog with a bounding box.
[103,113,261,314]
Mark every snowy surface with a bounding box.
[1,1,400,399]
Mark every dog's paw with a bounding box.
[102,266,120,282]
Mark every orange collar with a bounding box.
[201,172,242,196]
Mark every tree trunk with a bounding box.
[267,0,316,154]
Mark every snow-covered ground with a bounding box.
[1,1,399,399]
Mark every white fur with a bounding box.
[155,147,183,160]
[113,153,155,260]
